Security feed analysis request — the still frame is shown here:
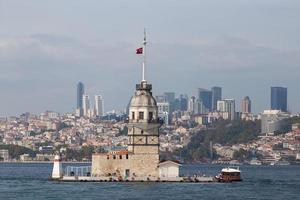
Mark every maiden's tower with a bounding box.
[91,31,162,180]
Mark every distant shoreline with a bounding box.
[0,161,91,164]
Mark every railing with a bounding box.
[64,166,91,177]
[136,83,152,90]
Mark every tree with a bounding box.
[0,144,36,159]
[233,149,252,161]
[65,146,95,161]
[117,126,128,136]
[173,119,261,162]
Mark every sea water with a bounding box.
[0,163,299,200]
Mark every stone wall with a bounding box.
[91,153,159,179]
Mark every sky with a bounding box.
[0,0,300,116]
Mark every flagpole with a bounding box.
[142,29,146,82]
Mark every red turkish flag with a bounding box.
[136,47,143,54]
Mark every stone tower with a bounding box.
[127,80,161,177]
[91,30,162,179]
[127,30,162,178]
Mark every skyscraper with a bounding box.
[211,86,222,111]
[179,94,188,111]
[164,92,175,103]
[225,99,235,121]
[198,88,212,112]
[241,96,251,113]
[94,95,104,117]
[194,99,204,115]
[188,96,196,114]
[82,94,90,117]
[271,87,287,112]
[76,82,85,116]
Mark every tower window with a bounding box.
[141,130,144,134]
[132,112,135,120]
[107,155,109,160]
[149,112,153,121]
[139,112,144,120]
[113,155,116,159]
[119,155,122,159]
[126,154,129,159]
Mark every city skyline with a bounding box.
[1,1,300,198]
[0,83,292,117]
[0,1,300,115]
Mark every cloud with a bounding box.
[0,34,300,115]
[150,36,300,73]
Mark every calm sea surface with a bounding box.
[0,163,299,200]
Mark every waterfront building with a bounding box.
[271,87,287,112]
[0,149,9,161]
[241,96,251,113]
[211,86,222,111]
[158,160,181,179]
[261,110,290,135]
[198,88,212,112]
[94,95,104,117]
[77,82,85,117]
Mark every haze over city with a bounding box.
[1,0,300,116]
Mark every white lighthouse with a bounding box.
[51,155,63,180]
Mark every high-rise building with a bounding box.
[164,92,175,103]
[157,102,170,125]
[271,87,287,112]
[217,100,226,112]
[179,94,188,111]
[194,99,204,115]
[188,96,196,114]
[155,95,167,103]
[198,88,212,112]
[217,99,235,120]
[82,94,90,117]
[94,95,104,117]
[241,96,251,113]
[189,96,204,115]
[76,82,85,117]
[225,99,235,121]
[211,86,222,111]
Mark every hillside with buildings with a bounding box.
[173,118,300,163]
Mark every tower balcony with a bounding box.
[136,83,152,91]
